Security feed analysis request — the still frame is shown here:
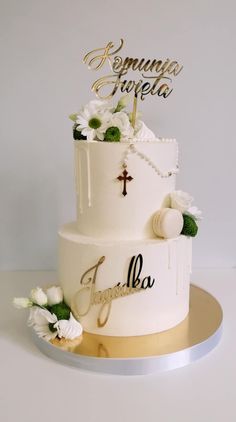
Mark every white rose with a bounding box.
[30,287,48,306]
[13,297,33,309]
[87,99,112,114]
[46,286,63,306]
[170,190,193,213]
[185,206,202,221]
[55,313,83,340]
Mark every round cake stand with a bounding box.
[31,285,223,375]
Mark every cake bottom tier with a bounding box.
[58,223,192,337]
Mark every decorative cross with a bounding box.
[117,165,133,196]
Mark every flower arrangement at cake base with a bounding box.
[13,286,83,345]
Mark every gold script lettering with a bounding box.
[83,39,124,71]
[71,256,146,328]
[71,256,105,319]
[72,254,156,328]
[83,39,183,101]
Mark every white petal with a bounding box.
[55,313,83,340]
[97,130,105,140]
[30,287,48,306]
[186,206,203,221]
[170,191,193,213]
[28,307,57,326]
[86,129,96,141]
[28,307,37,326]
[13,297,32,309]
[76,116,88,128]
[34,323,57,341]
[46,286,63,306]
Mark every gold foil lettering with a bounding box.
[83,39,124,71]
[83,39,183,101]
[71,256,105,318]
[72,254,156,328]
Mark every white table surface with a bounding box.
[1,269,235,422]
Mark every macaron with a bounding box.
[152,208,184,239]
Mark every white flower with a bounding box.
[134,120,155,140]
[86,99,112,113]
[105,111,134,141]
[76,100,112,141]
[28,306,83,341]
[28,307,58,341]
[170,190,193,213]
[30,287,48,306]
[46,286,63,306]
[185,206,202,221]
[55,313,83,340]
[13,297,33,309]
[115,94,131,112]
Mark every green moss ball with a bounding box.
[50,302,71,320]
[181,214,198,237]
[73,124,86,140]
[104,126,121,142]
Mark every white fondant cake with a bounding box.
[59,131,195,337]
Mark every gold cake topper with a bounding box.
[83,39,183,102]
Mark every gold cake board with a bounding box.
[31,285,223,375]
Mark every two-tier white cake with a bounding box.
[59,133,194,336]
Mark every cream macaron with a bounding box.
[152,208,184,239]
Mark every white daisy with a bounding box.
[28,307,58,341]
[76,100,112,141]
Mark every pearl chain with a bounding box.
[122,142,179,178]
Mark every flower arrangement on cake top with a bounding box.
[69,95,155,142]
[13,286,83,342]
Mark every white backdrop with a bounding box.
[1,0,236,270]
